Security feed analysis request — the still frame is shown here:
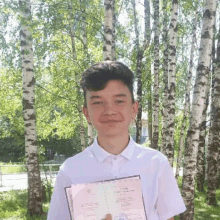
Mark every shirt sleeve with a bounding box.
[156,158,186,220]
[47,170,72,220]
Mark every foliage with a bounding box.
[0,190,49,219]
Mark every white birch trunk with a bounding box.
[68,2,86,150]
[163,0,178,166]
[207,22,220,205]
[88,122,94,146]
[196,66,211,192]
[152,0,159,150]
[112,0,116,61]
[180,0,217,218]
[175,12,198,180]
[161,0,169,154]
[19,0,42,215]
[133,0,150,144]
[103,0,113,60]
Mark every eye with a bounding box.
[115,100,125,104]
[93,101,102,105]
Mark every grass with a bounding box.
[194,187,220,219]
[0,179,219,219]
[174,177,220,220]
[0,190,49,220]
[0,162,60,174]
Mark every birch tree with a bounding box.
[207,22,220,205]
[19,0,43,215]
[132,0,150,144]
[145,0,152,146]
[162,0,178,166]
[180,0,217,218]
[152,0,159,150]
[196,69,210,191]
[80,0,94,145]
[68,0,86,151]
[161,0,169,153]
[175,11,198,180]
[103,0,114,60]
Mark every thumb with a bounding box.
[106,214,112,220]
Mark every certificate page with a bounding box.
[66,176,146,220]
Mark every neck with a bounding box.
[97,133,130,155]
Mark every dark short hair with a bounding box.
[80,61,135,106]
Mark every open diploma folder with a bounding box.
[65,176,147,220]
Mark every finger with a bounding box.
[106,214,112,220]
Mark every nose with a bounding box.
[102,102,117,115]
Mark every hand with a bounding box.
[105,214,112,220]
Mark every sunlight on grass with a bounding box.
[0,190,49,220]
[175,177,220,220]
[0,184,219,219]
[194,187,220,220]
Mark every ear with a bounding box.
[83,106,91,123]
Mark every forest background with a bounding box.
[0,0,219,219]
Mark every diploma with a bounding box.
[65,176,147,220]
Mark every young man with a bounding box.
[47,61,186,220]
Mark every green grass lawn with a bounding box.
[0,186,219,219]
[0,190,49,220]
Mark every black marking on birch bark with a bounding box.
[24,60,31,64]
[21,40,27,46]
[25,122,32,127]
[105,40,112,46]
[197,64,206,71]
[103,46,107,52]
[105,3,112,11]
[26,68,34,74]
[104,28,112,35]
[27,77,35,87]
[174,25,178,32]
[203,9,211,19]
[201,30,210,39]
[20,30,26,38]
[23,99,34,110]
[172,0,178,4]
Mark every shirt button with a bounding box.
[113,157,117,160]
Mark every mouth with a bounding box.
[101,120,120,123]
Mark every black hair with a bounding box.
[80,61,135,106]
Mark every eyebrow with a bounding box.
[114,93,127,98]
[89,95,101,100]
[89,94,127,99]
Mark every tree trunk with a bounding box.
[175,11,198,181]
[163,0,178,166]
[161,0,169,154]
[68,2,86,151]
[207,21,220,205]
[145,0,152,146]
[19,0,43,215]
[103,0,114,61]
[180,0,217,218]
[152,0,160,150]
[197,41,212,192]
[133,0,150,144]
[112,0,116,61]
[88,122,94,145]
[80,0,94,145]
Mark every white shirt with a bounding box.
[47,137,186,220]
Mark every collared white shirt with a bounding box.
[47,137,186,220]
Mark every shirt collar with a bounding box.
[92,136,136,163]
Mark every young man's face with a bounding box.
[83,80,138,138]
